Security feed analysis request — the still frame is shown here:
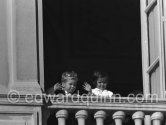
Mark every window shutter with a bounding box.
[140,0,165,98]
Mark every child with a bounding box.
[83,71,113,97]
[46,71,78,95]
[46,71,78,125]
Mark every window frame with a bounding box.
[36,0,44,91]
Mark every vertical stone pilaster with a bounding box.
[0,0,42,94]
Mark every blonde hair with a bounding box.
[61,71,78,83]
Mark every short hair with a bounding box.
[61,71,78,83]
[92,70,109,87]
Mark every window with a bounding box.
[43,0,143,96]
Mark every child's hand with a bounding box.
[83,82,92,92]
[54,83,63,91]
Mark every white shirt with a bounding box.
[92,88,113,97]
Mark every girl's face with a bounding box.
[96,77,108,90]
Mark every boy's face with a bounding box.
[62,79,77,93]
[96,77,108,90]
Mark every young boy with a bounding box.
[46,71,78,125]
[46,71,78,95]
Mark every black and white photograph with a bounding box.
[0,0,166,125]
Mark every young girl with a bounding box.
[83,71,113,97]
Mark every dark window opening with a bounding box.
[43,0,142,96]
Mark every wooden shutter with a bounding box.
[140,0,165,98]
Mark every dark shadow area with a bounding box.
[43,0,143,96]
